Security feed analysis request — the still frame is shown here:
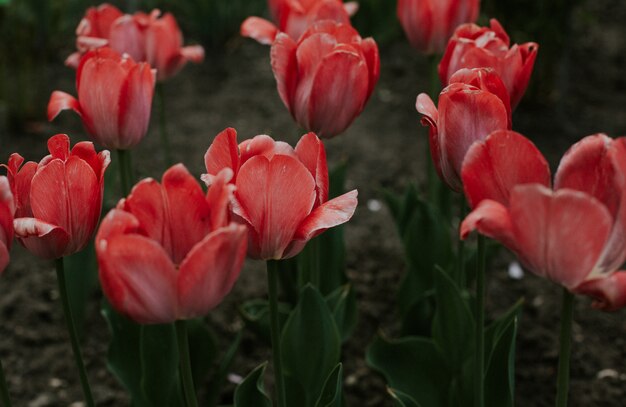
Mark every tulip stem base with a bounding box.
[474,235,486,407]
[556,289,575,407]
[176,320,198,407]
[267,260,286,407]
[55,257,95,407]
[0,356,12,407]
[157,83,173,167]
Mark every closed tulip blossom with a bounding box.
[48,47,156,150]
[461,133,626,310]
[439,19,538,108]
[241,0,356,45]
[0,177,14,274]
[270,21,380,138]
[96,164,247,324]
[397,0,480,55]
[416,67,511,192]
[4,134,110,260]
[202,128,358,260]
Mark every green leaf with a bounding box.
[366,334,449,406]
[387,388,422,407]
[432,269,474,372]
[65,243,98,339]
[282,285,341,407]
[186,319,218,389]
[398,284,435,337]
[314,363,343,407]
[239,299,291,343]
[325,284,358,342]
[206,330,243,407]
[234,362,272,407]
[140,324,183,406]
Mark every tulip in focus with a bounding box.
[97,164,247,324]
[270,21,380,138]
[0,177,14,274]
[48,48,156,150]
[397,0,480,54]
[241,0,356,45]
[439,19,538,108]
[4,134,110,260]
[461,132,626,310]
[416,67,511,192]
[203,128,358,260]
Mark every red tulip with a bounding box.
[0,177,15,274]
[270,21,379,138]
[203,128,358,260]
[49,48,156,150]
[4,134,110,260]
[461,133,626,310]
[241,0,356,45]
[96,164,247,324]
[439,19,538,108]
[416,68,511,192]
[397,0,480,54]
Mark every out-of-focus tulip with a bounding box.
[397,0,480,55]
[416,67,511,192]
[96,164,247,324]
[439,19,538,108]
[49,48,156,150]
[203,128,358,260]
[0,177,14,274]
[139,10,205,81]
[5,134,110,260]
[270,21,379,138]
[241,0,356,45]
[461,133,626,310]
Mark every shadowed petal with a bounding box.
[48,91,83,122]
[575,272,626,311]
[14,218,70,259]
[294,189,358,242]
[204,128,241,182]
[295,132,328,204]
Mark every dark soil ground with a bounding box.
[0,0,625,406]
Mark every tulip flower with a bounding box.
[270,21,380,138]
[416,68,511,192]
[0,177,14,274]
[203,128,358,260]
[48,47,156,150]
[96,164,247,324]
[4,134,110,260]
[397,0,480,55]
[439,19,538,108]
[461,133,626,310]
[241,0,356,45]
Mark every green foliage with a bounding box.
[234,362,272,407]
[239,299,291,344]
[65,243,98,339]
[314,363,344,407]
[325,284,358,343]
[387,388,422,407]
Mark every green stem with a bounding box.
[301,238,320,289]
[0,357,12,407]
[55,257,95,407]
[176,320,198,407]
[555,289,574,407]
[267,260,286,407]
[474,236,486,407]
[457,194,467,288]
[156,83,173,167]
[117,149,131,196]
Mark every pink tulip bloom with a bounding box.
[203,128,358,260]
[416,68,511,192]
[0,177,15,274]
[96,164,247,324]
[439,19,538,108]
[270,21,380,138]
[241,0,356,45]
[397,0,480,55]
[4,134,110,260]
[49,48,156,150]
[461,132,626,310]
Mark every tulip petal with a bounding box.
[360,37,380,100]
[241,17,279,45]
[206,169,235,230]
[180,45,205,63]
[118,62,156,149]
[0,240,9,275]
[235,155,316,259]
[177,225,247,319]
[14,218,70,260]
[109,15,145,62]
[65,52,83,69]
[460,199,514,247]
[294,189,358,242]
[47,91,83,122]
[462,130,551,208]
[344,1,359,16]
[271,33,298,112]
[204,128,241,181]
[295,132,328,204]
[511,42,538,108]
[98,234,178,324]
[574,272,626,311]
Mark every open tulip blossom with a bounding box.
[270,21,379,138]
[48,47,156,150]
[397,0,480,54]
[462,132,626,310]
[439,19,538,108]
[203,128,358,260]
